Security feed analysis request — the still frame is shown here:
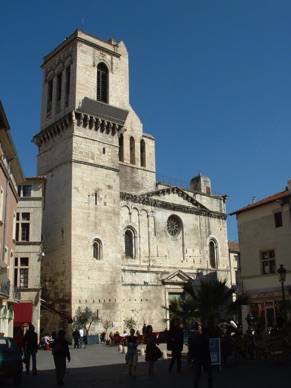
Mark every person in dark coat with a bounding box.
[24,324,38,375]
[167,319,184,374]
[188,325,213,388]
[51,329,71,386]
[72,328,80,348]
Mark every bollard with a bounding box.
[118,344,123,353]
[162,350,167,360]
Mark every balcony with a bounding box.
[0,280,10,298]
[0,281,21,302]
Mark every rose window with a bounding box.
[167,215,181,236]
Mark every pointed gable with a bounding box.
[143,186,209,210]
[161,270,192,285]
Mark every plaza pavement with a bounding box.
[1,343,291,387]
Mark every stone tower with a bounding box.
[33,30,156,329]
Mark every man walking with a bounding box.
[188,324,213,388]
[24,324,38,375]
[167,319,184,374]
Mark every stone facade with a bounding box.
[15,177,45,337]
[33,30,230,334]
[0,101,24,336]
[230,180,291,331]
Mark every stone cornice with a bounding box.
[33,112,73,147]
[120,191,227,220]
[33,110,124,148]
[75,111,123,135]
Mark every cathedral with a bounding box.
[32,30,229,333]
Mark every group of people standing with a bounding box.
[124,320,212,387]
[72,327,85,348]
[14,324,71,386]
[125,324,163,376]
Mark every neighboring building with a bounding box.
[0,101,24,336]
[230,180,291,331]
[32,30,230,333]
[14,177,45,337]
[228,240,241,324]
[228,241,240,287]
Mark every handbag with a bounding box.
[154,345,163,359]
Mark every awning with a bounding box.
[41,301,73,323]
[14,302,33,326]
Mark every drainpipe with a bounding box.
[2,161,11,262]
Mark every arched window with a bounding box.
[119,134,124,162]
[125,229,135,258]
[93,239,102,260]
[97,63,108,103]
[209,239,217,268]
[130,137,135,165]
[140,139,146,167]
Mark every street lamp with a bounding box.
[245,312,255,333]
[277,264,287,328]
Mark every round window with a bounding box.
[167,215,181,236]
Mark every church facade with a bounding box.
[33,30,230,333]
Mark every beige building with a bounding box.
[0,101,24,336]
[32,30,230,333]
[230,180,291,331]
[228,241,240,287]
[14,177,45,337]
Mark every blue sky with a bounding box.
[1,0,290,241]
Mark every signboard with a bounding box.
[209,338,221,370]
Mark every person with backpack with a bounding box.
[51,329,71,386]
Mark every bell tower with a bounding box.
[33,30,156,328]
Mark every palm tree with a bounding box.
[163,277,249,336]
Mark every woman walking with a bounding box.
[145,325,161,376]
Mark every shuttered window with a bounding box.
[97,63,108,103]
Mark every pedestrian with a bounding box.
[167,319,184,374]
[51,328,57,341]
[79,327,84,347]
[126,328,138,376]
[24,324,38,375]
[145,325,162,376]
[72,328,80,348]
[142,323,147,335]
[188,324,213,388]
[13,329,25,355]
[51,329,71,386]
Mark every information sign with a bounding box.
[209,337,221,370]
